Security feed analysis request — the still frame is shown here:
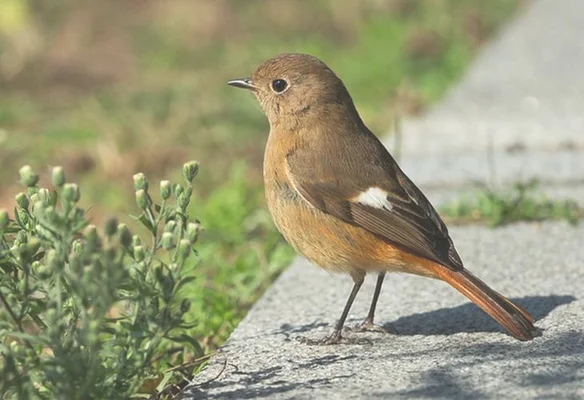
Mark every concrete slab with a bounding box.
[187,222,584,399]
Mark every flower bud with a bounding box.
[173,184,184,198]
[133,245,145,262]
[164,220,177,233]
[182,161,199,183]
[26,237,41,256]
[19,165,39,187]
[104,217,118,237]
[132,235,141,247]
[62,183,80,203]
[51,166,66,187]
[84,225,99,250]
[160,180,171,200]
[177,239,191,259]
[133,173,148,191]
[161,232,174,250]
[15,193,29,210]
[118,224,132,247]
[186,221,200,243]
[178,193,190,210]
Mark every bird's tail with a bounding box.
[434,266,539,341]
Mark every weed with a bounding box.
[0,163,206,399]
[440,179,582,227]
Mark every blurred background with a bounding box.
[0,0,524,349]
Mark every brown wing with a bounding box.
[286,146,463,271]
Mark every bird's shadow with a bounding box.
[384,295,575,336]
[376,329,584,398]
[186,295,578,399]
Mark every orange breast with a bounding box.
[265,183,439,279]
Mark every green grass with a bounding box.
[440,180,582,227]
[0,0,524,353]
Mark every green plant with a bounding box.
[439,179,582,227]
[0,162,205,399]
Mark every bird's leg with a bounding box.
[299,275,370,345]
[351,272,394,334]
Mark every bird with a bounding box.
[228,53,539,345]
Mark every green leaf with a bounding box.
[166,333,204,355]
[138,214,156,235]
[173,276,196,293]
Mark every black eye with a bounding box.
[271,79,288,93]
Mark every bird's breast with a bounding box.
[262,132,438,278]
[264,177,428,276]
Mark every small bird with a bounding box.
[228,53,539,344]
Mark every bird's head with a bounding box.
[228,53,356,127]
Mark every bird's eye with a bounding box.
[271,79,288,93]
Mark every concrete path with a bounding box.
[185,1,584,398]
[188,223,582,399]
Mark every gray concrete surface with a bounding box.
[187,223,583,399]
[184,1,584,398]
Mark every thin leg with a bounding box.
[299,276,366,345]
[352,272,394,334]
[331,276,364,337]
[365,272,385,323]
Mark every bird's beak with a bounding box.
[227,77,257,91]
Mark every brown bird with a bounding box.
[228,53,539,344]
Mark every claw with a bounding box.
[296,331,372,345]
[350,319,396,334]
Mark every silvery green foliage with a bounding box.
[0,163,203,399]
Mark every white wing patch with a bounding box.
[353,187,393,210]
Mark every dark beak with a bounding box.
[227,78,257,91]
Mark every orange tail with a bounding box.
[434,267,538,341]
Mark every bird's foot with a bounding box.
[297,331,372,346]
[349,319,396,334]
